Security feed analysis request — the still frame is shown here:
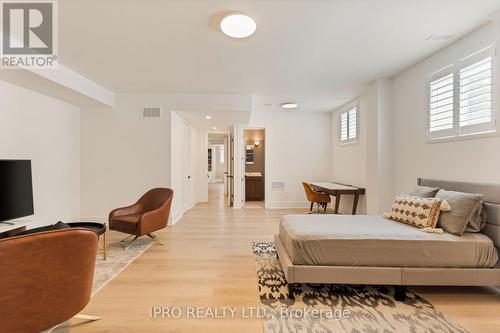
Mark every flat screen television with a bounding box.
[0,160,34,222]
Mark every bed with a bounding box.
[275,178,500,300]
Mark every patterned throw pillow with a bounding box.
[383,195,451,229]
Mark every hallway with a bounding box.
[207,182,229,207]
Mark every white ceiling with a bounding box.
[59,0,500,113]
[208,133,228,145]
[0,69,107,107]
[175,110,249,131]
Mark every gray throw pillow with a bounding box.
[464,202,487,233]
[409,185,440,198]
[435,189,483,236]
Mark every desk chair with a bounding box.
[302,182,331,214]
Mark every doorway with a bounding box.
[207,133,230,206]
[243,129,265,208]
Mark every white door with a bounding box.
[223,135,229,196]
[182,122,192,213]
[229,133,234,206]
[240,129,246,207]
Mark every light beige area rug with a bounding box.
[252,241,469,333]
[48,237,154,333]
[92,237,154,294]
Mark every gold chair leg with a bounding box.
[147,233,164,245]
[102,230,107,261]
[73,314,101,321]
[124,235,139,250]
[120,235,134,242]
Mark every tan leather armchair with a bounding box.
[303,182,331,213]
[109,188,173,245]
[0,228,99,333]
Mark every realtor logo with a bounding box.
[1,0,58,68]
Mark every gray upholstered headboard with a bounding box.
[418,178,500,248]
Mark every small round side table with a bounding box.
[67,222,107,260]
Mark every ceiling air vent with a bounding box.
[143,107,161,118]
[426,34,456,41]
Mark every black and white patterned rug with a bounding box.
[252,241,469,333]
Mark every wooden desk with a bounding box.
[309,182,366,214]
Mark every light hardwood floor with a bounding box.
[56,184,500,333]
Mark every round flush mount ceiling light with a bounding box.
[281,103,299,109]
[205,115,212,119]
[220,14,256,38]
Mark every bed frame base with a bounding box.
[288,283,295,299]
[394,285,407,301]
[276,178,500,302]
[274,234,500,301]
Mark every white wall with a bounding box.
[391,23,500,196]
[170,111,183,222]
[331,97,368,213]
[248,111,332,208]
[0,80,80,227]
[365,79,394,213]
[80,94,171,221]
[331,22,500,214]
[330,79,393,215]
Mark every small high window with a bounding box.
[340,105,358,143]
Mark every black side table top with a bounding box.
[67,222,106,236]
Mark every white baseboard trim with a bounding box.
[266,201,310,209]
[80,213,184,226]
[169,212,183,225]
[169,201,198,225]
[77,216,107,224]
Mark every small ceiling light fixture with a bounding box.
[281,103,298,109]
[205,115,212,119]
[220,14,256,38]
[212,126,217,130]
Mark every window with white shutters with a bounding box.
[340,111,348,141]
[340,105,358,143]
[428,46,496,140]
[348,107,357,140]
[459,56,493,134]
[429,72,454,137]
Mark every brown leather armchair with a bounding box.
[109,188,173,245]
[0,228,99,333]
[303,182,331,213]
